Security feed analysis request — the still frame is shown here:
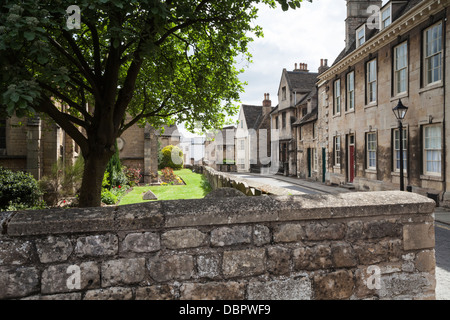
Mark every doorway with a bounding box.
[348,134,355,183]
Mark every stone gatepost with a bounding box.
[143,124,158,184]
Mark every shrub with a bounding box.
[101,189,118,205]
[0,167,45,211]
[124,166,142,187]
[159,145,184,170]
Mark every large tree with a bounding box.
[0,0,308,207]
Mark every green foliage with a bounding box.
[101,189,118,205]
[0,167,45,211]
[159,145,184,170]
[105,144,128,188]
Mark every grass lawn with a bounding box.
[118,169,211,205]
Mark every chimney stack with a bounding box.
[318,58,330,74]
[262,93,272,115]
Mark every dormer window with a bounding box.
[381,5,392,29]
[356,26,365,48]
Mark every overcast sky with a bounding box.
[180,0,388,137]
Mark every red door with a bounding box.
[349,145,355,183]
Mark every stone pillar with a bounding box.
[144,124,158,184]
[26,116,41,180]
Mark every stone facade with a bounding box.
[0,191,436,300]
[0,113,79,180]
[317,0,450,202]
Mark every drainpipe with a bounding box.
[443,12,447,200]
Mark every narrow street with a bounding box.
[230,172,450,300]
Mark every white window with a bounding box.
[424,22,443,85]
[347,72,355,111]
[394,42,408,95]
[239,139,245,151]
[381,6,391,29]
[424,125,442,175]
[334,79,341,114]
[334,136,341,166]
[312,148,318,172]
[356,26,365,48]
[367,59,377,103]
[393,128,407,172]
[366,132,377,169]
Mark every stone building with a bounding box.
[0,113,79,180]
[118,123,181,183]
[318,0,450,200]
[235,94,273,173]
[271,62,319,176]
[204,125,237,172]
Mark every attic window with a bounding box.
[381,5,391,29]
[356,26,365,48]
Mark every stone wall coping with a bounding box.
[2,191,435,237]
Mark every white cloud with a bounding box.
[238,0,347,107]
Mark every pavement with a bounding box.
[230,172,450,227]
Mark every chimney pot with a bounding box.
[321,59,323,67]
[295,63,298,70]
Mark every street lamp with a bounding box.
[392,99,408,191]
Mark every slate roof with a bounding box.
[242,105,263,130]
[285,71,319,93]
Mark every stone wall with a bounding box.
[0,191,436,300]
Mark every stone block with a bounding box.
[353,239,403,265]
[180,282,245,300]
[305,222,346,240]
[114,202,163,231]
[101,258,146,287]
[273,224,304,243]
[293,245,332,271]
[197,254,221,279]
[135,285,175,300]
[41,262,100,294]
[0,240,35,266]
[267,246,291,275]
[122,232,160,253]
[211,226,251,247]
[313,270,355,300]
[75,234,118,257]
[223,249,265,278]
[35,236,73,263]
[345,221,364,240]
[0,266,39,299]
[378,272,435,299]
[331,243,357,268]
[403,223,435,250]
[414,250,436,272]
[148,254,194,282]
[142,190,157,200]
[363,220,402,239]
[84,287,133,300]
[253,225,271,246]
[247,278,312,300]
[162,229,207,249]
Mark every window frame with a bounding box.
[366,59,377,104]
[423,124,442,176]
[381,5,392,30]
[393,128,407,173]
[423,22,443,86]
[356,25,365,48]
[334,136,341,167]
[366,132,377,170]
[394,42,408,95]
[334,79,341,115]
[346,71,355,111]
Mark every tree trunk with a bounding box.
[78,149,112,208]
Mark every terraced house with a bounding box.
[318,0,450,203]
